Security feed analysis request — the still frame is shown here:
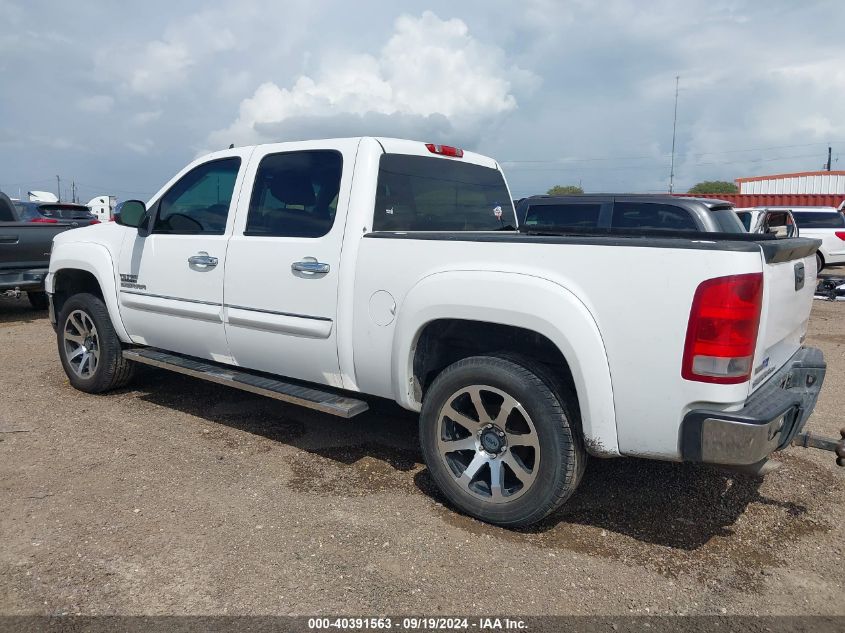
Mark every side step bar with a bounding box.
[122,348,369,418]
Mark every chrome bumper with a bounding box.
[680,347,826,466]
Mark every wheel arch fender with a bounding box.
[47,242,130,343]
[391,270,619,456]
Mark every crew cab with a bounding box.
[45,138,830,527]
[517,194,748,234]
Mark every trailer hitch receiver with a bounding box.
[791,428,845,467]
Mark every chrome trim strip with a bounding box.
[120,290,221,307]
[224,303,332,322]
[118,292,330,322]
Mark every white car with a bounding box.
[739,207,845,271]
[45,137,828,527]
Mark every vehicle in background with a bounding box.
[516,194,748,234]
[0,192,75,309]
[28,190,59,203]
[12,201,100,227]
[735,208,799,239]
[86,195,117,222]
[739,207,845,271]
[46,137,833,528]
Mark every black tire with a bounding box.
[56,292,135,393]
[27,291,49,310]
[816,253,824,273]
[419,355,585,528]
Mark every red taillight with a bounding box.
[682,273,763,385]
[89,219,101,224]
[835,231,845,241]
[30,217,58,223]
[425,143,464,158]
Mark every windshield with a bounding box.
[373,154,515,231]
[792,211,845,229]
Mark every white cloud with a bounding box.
[207,11,536,149]
[76,94,114,114]
[97,7,239,97]
[131,110,162,126]
[125,139,154,155]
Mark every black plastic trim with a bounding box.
[680,347,826,462]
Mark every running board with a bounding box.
[122,348,369,418]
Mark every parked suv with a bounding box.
[517,194,747,234]
[12,201,100,227]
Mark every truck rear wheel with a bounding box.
[57,293,135,393]
[419,356,585,528]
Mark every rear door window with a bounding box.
[611,202,698,231]
[373,154,514,231]
[792,212,845,229]
[245,150,343,238]
[522,203,603,229]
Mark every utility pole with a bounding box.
[826,146,832,172]
[669,75,679,194]
[72,181,76,203]
[56,175,61,201]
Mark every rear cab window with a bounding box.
[373,154,515,231]
[708,206,747,233]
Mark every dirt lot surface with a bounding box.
[1,283,843,616]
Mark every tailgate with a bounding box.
[750,238,821,393]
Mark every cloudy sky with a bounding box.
[0,0,842,203]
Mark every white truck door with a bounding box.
[223,140,359,388]
[117,154,249,362]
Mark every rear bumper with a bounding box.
[680,347,826,466]
[0,268,48,292]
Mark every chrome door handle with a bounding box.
[188,252,218,267]
[291,260,330,274]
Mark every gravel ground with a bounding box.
[0,278,843,616]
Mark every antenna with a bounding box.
[669,76,679,194]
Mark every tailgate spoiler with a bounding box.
[759,238,822,264]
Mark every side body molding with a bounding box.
[390,270,620,456]
[46,242,131,343]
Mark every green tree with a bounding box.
[687,181,738,194]
[546,184,584,195]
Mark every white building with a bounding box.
[737,170,845,195]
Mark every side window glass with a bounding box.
[524,203,602,228]
[612,202,697,231]
[153,157,241,235]
[245,150,343,238]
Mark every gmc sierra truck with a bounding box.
[45,137,841,527]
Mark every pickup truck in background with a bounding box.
[0,191,73,309]
[516,194,749,235]
[45,138,835,527]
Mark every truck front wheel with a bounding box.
[419,356,585,528]
[56,293,135,393]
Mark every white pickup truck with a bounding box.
[46,137,836,527]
